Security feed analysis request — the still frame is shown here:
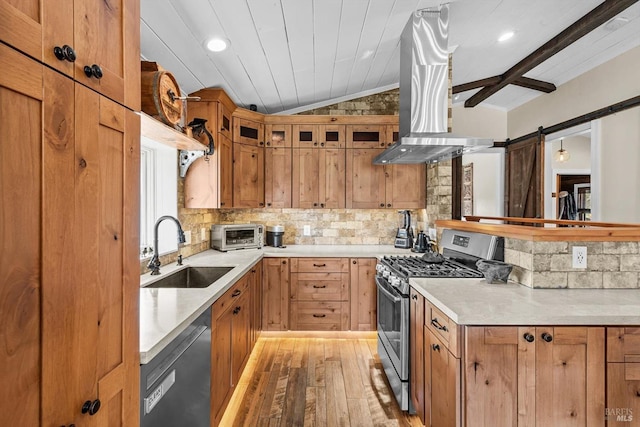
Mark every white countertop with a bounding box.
[140,245,412,363]
[410,278,640,326]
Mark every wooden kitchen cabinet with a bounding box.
[349,258,377,331]
[292,147,346,208]
[289,258,350,330]
[185,89,236,208]
[233,116,264,147]
[293,124,346,148]
[386,124,400,146]
[606,327,640,426]
[211,272,252,426]
[39,72,140,427]
[0,43,43,427]
[265,146,292,208]
[425,327,461,427]
[464,326,605,427]
[346,148,387,208]
[346,148,425,209]
[266,124,292,147]
[410,289,426,422]
[262,258,290,331]
[347,124,388,148]
[250,261,263,347]
[233,142,265,208]
[1,0,140,109]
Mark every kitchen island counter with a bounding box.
[411,277,640,326]
[140,245,409,363]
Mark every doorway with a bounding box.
[544,123,595,222]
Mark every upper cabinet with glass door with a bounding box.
[0,0,140,110]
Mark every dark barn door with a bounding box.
[505,134,544,218]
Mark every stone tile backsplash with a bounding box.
[505,238,640,289]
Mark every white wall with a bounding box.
[597,107,640,223]
[507,45,640,223]
[549,135,591,170]
[508,45,640,137]
[453,105,507,217]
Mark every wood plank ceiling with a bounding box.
[140,0,640,114]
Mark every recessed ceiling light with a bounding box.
[498,31,514,42]
[206,37,229,52]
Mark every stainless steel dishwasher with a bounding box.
[140,307,211,427]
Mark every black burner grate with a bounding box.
[382,256,483,279]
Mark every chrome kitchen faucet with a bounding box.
[147,215,186,275]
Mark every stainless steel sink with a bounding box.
[144,266,234,289]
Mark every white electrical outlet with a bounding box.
[201,227,207,241]
[303,225,311,236]
[183,230,192,245]
[572,246,587,269]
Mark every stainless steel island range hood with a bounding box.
[374,4,492,164]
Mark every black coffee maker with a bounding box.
[394,210,414,249]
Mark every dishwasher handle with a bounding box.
[145,324,208,390]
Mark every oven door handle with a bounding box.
[376,276,402,303]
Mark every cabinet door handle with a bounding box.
[541,332,553,342]
[233,306,241,315]
[81,399,101,416]
[431,318,448,332]
[432,344,440,352]
[312,285,327,289]
[313,263,326,267]
[379,203,385,207]
[411,294,418,300]
[312,314,326,318]
[352,260,357,264]
[523,333,535,343]
[387,203,391,207]
[53,45,76,62]
[232,289,241,297]
[83,64,103,79]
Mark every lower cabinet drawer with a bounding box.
[290,272,349,301]
[290,301,349,331]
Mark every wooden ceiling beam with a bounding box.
[452,76,501,94]
[453,75,556,95]
[464,0,639,107]
[512,77,557,93]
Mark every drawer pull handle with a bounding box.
[541,332,553,342]
[313,263,326,267]
[232,289,241,297]
[523,333,535,343]
[313,285,327,289]
[432,344,440,352]
[431,318,448,332]
[312,314,326,318]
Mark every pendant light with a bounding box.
[554,139,570,163]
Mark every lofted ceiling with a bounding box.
[140,0,640,114]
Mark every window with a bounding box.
[140,136,178,259]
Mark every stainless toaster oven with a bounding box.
[210,224,263,251]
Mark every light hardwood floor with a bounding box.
[220,335,424,427]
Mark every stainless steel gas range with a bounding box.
[375,229,503,412]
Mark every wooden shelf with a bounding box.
[436,218,640,241]
[138,112,206,151]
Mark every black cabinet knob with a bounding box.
[81,399,101,416]
[352,260,357,264]
[380,143,385,147]
[259,202,264,206]
[266,142,271,146]
[379,203,384,207]
[54,45,76,62]
[541,332,553,342]
[432,344,440,352]
[282,260,287,265]
[84,64,103,79]
[411,294,418,300]
[523,333,535,343]
[313,142,318,146]
[267,203,272,207]
[387,203,391,207]
[320,142,325,147]
[313,203,318,207]
[320,203,325,208]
